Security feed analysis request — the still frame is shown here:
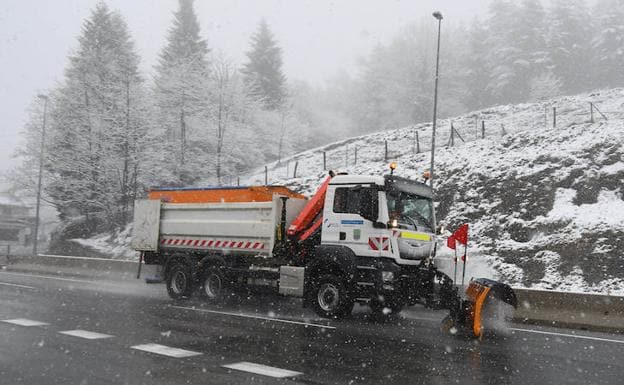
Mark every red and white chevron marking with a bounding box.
[368,236,390,251]
[160,238,265,250]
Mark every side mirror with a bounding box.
[436,224,445,235]
[373,221,387,229]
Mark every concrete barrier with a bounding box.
[2,254,140,281]
[513,288,624,333]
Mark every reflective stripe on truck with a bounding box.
[160,238,266,250]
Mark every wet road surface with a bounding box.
[1,268,623,384]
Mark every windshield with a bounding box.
[387,190,433,232]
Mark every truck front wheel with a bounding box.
[166,262,194,299]
[311,274,353,318]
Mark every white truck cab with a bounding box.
[322,174,436,266]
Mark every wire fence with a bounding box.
[207,98,622,187]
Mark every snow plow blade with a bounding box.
[462,278,517,338]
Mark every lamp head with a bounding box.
[433,11,443,20]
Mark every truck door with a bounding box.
[329,185,382,257]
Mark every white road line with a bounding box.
[510,327,624,345]
[59,329,114,340]
[131,343,202,358]
[0,281,36,289]
[171,305,336,330]
[1,318,49,327]
[223,362,302,378]
[0,271,93,284]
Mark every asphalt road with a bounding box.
[1,267,623,385]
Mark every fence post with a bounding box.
[354,147,358,165]
[481,121,485,139]
[293,161,298,178]
[450,122,455,147]
[264,166,268,185]
[590,102,594,123]
[416,131,420,153]
[501,123,507,136]
[544,106,548,127]
[553,107,557,128]
[474,116,478,138]
[323,152,326,170]
[384,140,388,161]
[237,176,240,187]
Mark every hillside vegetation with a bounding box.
[245,88,624,294]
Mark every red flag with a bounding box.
[453,224,469,245]
[446,234,456,250]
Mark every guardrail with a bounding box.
[513,288,624,333]
[2,254,622,333]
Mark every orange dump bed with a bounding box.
[148,186,306,203]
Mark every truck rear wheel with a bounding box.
[166,262,194,299]
[199,267,227,303]
[311,274,352,318]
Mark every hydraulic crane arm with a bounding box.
[287,176,332,239]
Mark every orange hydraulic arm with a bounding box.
[287,176,332,239]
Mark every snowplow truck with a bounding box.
[131,172,517,338]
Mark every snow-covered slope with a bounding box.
[245,88,624,295]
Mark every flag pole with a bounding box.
[453,247,458,285]
[461,242,467,287]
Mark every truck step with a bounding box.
[356,281,375,287]
[356,265,377,270]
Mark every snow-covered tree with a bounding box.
[546,0,594,94]
[242,20,287,110]
[591,0,624,88]
[13,3,150,224]
[153,0,210,184]
[529,71,563,101]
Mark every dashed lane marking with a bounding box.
[131,343,202,358]
[59,329,114,340]
[0,281,37,290]
[223,362,302,378]
[171,305,336,330]
[0,271,93,284]
[510,327,624,345]
[1,318,48,327]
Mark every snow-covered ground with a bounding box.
[242,88,624,295]
[72,88,624,294]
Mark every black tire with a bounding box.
[166,262,194,300]
[199,267,227,303]
[311,274,352,318]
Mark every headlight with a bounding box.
[381,271,394,282]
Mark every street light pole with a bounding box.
[429,11,443,190]
[33,94,48,257]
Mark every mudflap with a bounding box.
[461,278,517,338]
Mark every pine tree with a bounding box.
[546,0,593,94]
[154,0,210,184]
[463,17,492,110]
[242,20,287,110]
[484,0,524,103]
[591,0,624,88]
[514,0,550,100]
[27,2,147,222]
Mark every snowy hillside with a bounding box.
[244,88,624,295]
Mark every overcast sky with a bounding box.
[0,0,488,177]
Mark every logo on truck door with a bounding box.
[368,237,389,251]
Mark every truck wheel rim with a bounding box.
[172,271,187,294]
[318,283,339,311]
[204,274,222,298]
